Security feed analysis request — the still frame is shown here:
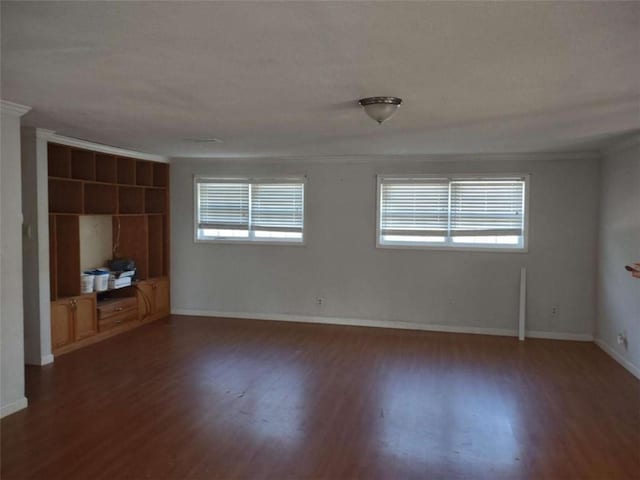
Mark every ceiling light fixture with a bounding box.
[358,97,403,124]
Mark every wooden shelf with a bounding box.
[49,216,58,300]
[153,163,169,187]
[117,157,136,185]
[71,149,95,181]
[49,178,83,214]
[48,144,71,178]
[84,183,118,214]
[118,186,145,214]
[145,188,166,214]
[113,215,149,280]
[136,160,153,186]
[52,215,81,298]
[95,154,117,183]
[148,215,165,278]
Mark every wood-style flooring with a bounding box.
[1,315,639,480]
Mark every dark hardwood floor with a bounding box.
[1,315,639,480]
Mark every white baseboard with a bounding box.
[526,330,593,342]
[595,338,640,380]
[0,397,28,418]
[25,353,55,366]
[40,354,54,365]
[171,308,593,342]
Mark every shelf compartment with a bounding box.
[118,186,145,214]
[152,163,169,187]
[84,183,118,214]
[49,178,83,214]
[48,144,71,178]
[147,215,165,278]
[54,215,81,298]
[117,157,136,185]
[95,154,117,183]
[145,188,166,214]
[71,149,96,181]
[113,216,148,280]
[135,160,153,186]
[49,216,58,300]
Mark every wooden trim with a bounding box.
[53,319,144,356]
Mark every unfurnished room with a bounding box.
[0,1,639,479]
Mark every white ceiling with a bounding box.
[2,1,639,158]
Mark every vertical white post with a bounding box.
[518,267,526,341]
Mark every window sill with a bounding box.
[195,238,306,247]
[376,243,528,253]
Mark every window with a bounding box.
[377,175,528,250]
[195,177,305,243]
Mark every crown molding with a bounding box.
[48,133,169,163]
[35,128,56,139]
[0,100,31,117]
[172,150,600,165]
[21,127,56,140]
[602,133,640,156]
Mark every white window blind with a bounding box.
[380,179,449,239]
[195,177,305,243]
[251,183,304,234]
[450,180,525,237]
[378,175,527,250]
[197,182,249,230]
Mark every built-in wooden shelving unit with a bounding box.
[47,142,170,356]
[48,144,170,300]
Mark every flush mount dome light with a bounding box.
[358,96,402,124]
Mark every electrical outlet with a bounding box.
[617,331,628,349]
[315,297,325,306]
[551,306,559,317]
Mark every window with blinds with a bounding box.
[378,175,527,250]
[195,177,305,243]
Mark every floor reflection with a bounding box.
[376,364,523,476]
[195,348,306,448]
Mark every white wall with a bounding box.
[1,102,29,417]
[79,216,113,271]
[596,137,640,378]
[20,127,53,366]
[171,154,599,338]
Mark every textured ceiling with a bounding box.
[2,1,639,158]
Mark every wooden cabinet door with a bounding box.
[136,281,155,321]
[51,301,73,350]
[73,295,97,341]
[154,277,170,317]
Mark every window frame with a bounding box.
[193,175,307,246]
[376,173,530,253]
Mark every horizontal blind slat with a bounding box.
[450,180,524,235]
[198,183,249,228]
[251,183,304,230]
[380,181,449,234]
